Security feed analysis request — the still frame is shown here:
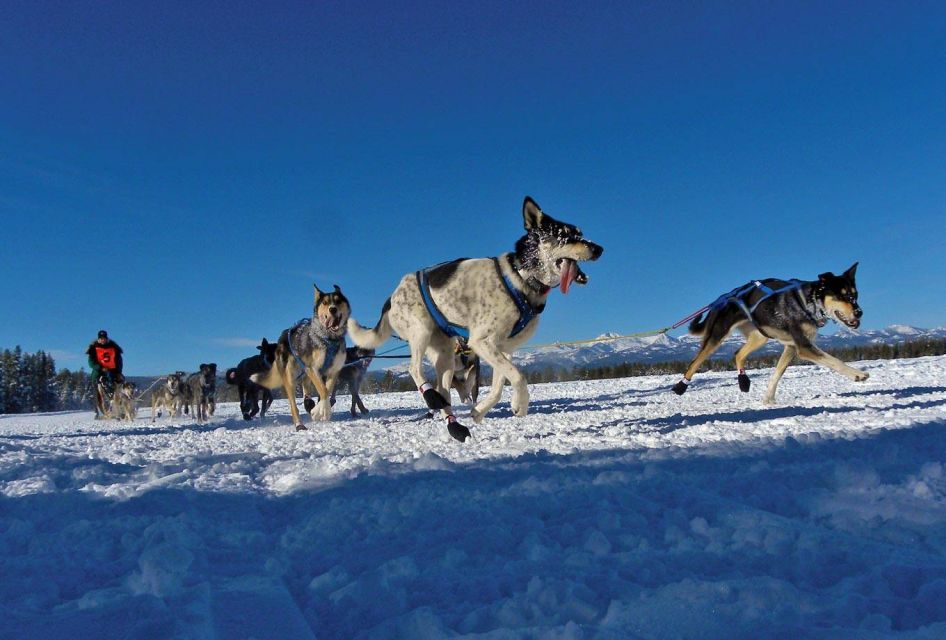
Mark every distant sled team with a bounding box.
[119,196,872,442]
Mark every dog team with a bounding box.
[104,196,870,442]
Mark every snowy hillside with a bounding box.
[2,355,946,638]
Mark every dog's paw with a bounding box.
[671,381,688,395]
[762,395,777,406]
[295,424,308,431]
[470,407,485,424]
[303,397,316,415]
[738,373,751,393]
[854,372,869,382]
[512,402,528,418]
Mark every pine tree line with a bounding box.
[0,346,94,414]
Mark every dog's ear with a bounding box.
[843,262,859,280]
[522,196,544,230]
[333,284,341,294]
[313,284,324,301]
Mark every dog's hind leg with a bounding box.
[434,343,472,441]
[261,389,273,418]
[409,334,448,409]
[280,365,308,430]
[673,312,739,395]
[763,345,797,404]
[733,330,768,392]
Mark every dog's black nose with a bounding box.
[588,242,603,260]
[854,307,863,318]
[329,306,337,314]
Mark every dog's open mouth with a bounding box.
[323,315,344,333]
[557,258,579,294]
[835,310,860,329]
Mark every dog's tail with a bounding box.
[225,368,239,385]
[347,298,393,349]
[688,312,709,336]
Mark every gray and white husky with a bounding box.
[348,196,603,441]
[252,285,351,431]
[151,372,185,422]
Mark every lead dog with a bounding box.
[151,372,185,421]
[349,196,603,441]
[672,263,869,403]
[226,338,277,420]
[252,285,351,431]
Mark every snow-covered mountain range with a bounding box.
[382,325,946,376]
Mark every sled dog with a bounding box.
[330,347,375,417]
[251,285,351,431]
[452,339,480,405]
[151,372,186,421]
[348,196,603,441]
[186,363,217,423]
[226,338,277,420]
[672,263,869,403]
[110,380,138,421]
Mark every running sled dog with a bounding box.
[672,263,869,403]
[251,285,351,431]
[151,372,186,422]
[349,196,603,442]
[226,338,278,420]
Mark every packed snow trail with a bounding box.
[1,356,945,638]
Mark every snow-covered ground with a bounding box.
[2,355,946,639]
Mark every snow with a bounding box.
[2,355,946,639]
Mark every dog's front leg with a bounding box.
[302,369,332,421]
[797,345,870,382]
[471,373,506,423]
[470,338,528,419]
[763,345,797,405]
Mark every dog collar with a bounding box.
[508,255,552,295]
[801,287,829,327]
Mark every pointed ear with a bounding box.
[333,284,341,294]
[313,284,323,301]
[522,196,544,230]
[844,262,859,280]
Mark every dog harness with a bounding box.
[287,319,344,378]
[710,279,826,333]
[416,257,546,341]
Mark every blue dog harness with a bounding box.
[287,319,344,379]
[416,257,545,341]
[709,279,825,331]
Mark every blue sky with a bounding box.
[1,1,944,375]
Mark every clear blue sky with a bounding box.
[2,1,944,375]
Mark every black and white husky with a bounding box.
[348,197,603,441]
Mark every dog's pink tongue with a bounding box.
[560,259,578,295]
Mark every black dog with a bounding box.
[226,338,278,420]
[330,347,375,416]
